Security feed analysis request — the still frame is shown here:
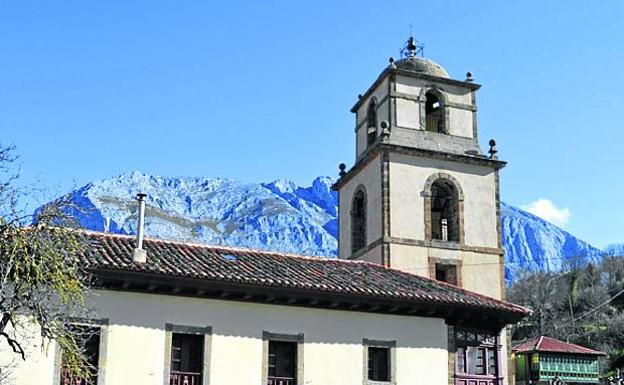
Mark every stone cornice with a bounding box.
[332,144,506,191]
[351,68,481,113]
[346,236,503,258]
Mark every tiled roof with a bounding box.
[513,336,605,355]
[77,230,530,320]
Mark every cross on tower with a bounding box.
[400,35,424,59]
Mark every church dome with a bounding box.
[393,56,449,78]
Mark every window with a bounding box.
[165,325,211,385]
[424,90,445,133]
[430,179,460,242]
[366,99,378,147]
[351,188,367,253]
[472,347,486,375]
[457,347,466,373]
[368,347,390,382]
[60,325,101,385]
[435,263,458,285]
[364,339,395,384]
[268,341,297,385]
[170,333,204,385]
[455,329,499,378]
[488,347,497,375]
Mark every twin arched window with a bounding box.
[424,90,446,134]
[350,188,367,253]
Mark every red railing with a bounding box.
[60,367,96,385]
[170,371,201,385]
[267,376,295,385]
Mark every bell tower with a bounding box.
[333,38,506,300]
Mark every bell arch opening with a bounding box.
[366,99,378,147]
[429,178,460,242]
[350,187,367,253]
[424,90,446,134]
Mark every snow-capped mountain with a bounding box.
[501,203,604,281]
[61,172,338,257]
[50,172,608,283]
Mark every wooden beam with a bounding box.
[425,309,437,317]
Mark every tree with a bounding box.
[0,145,94,382]
[508,254,624,374]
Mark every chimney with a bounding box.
[132,193,148,263]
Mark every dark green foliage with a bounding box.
[508,254,624,373]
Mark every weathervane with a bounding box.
[400,33,424,59]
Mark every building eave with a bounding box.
[90,267,526,328]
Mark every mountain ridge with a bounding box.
[49,171,608,283]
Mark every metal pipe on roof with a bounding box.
[132,193,148,263]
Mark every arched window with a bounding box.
[351,188,367,253]
[366,99,377,147]
[430,179,460,242]
[425,90,446,133]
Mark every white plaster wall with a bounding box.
[0,323,56,385]
[354,243,382,265]
[395,98,420,129]
[338,154,382,259]
[448,108,473,138]
[356,121,368,159]
[395,75,472,105]
[388,153,498,248]
[389,243,503,299]
[5,290,450,385]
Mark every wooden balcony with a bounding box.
[170,371,201,385]
[267,376,295,385]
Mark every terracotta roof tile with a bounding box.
[513,336,604,355]
[76,230,531,319]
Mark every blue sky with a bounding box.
[1,1,623,247]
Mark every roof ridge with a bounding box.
[541,336,603,354]
[78,228,378,265]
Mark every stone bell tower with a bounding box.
[333,38,506,300]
